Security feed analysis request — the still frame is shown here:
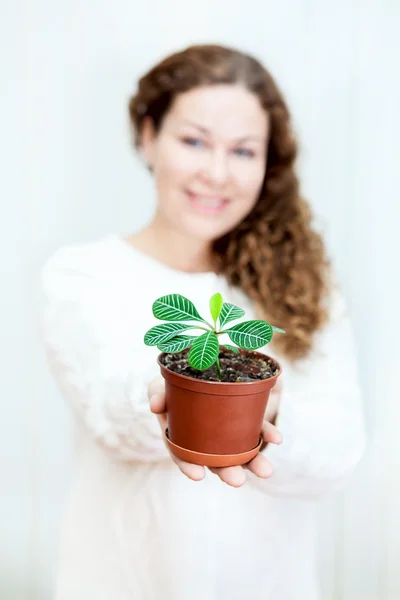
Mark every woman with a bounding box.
[41,44,366,600]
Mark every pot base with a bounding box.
[165,429,263,467]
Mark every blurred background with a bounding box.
[1,0,399,598]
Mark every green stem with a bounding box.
[215,356,221,381]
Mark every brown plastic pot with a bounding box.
[157,349,282,467]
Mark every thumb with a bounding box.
[150,392,166,415]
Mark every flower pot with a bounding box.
[157,349,282,467]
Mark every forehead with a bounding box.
[166,84,269,138]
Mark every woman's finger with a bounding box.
[261,420,283,445]
[244,452,273,478]
[172,455,206,481]
[208,465,247,487]
[155,412,168,431]
[150,392,166,415]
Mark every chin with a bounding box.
[184,222,234,243]
[181,213,243,243]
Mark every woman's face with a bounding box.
[141,84,269,242]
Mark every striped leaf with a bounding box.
[188,331,219,370]
[219,302,245,328]
[226,320,273,350]
[222,344,240,354]
[144,323,192,347]
[209,293,223,324]
[272,326,286,334]
[152,294,206,323]
[157,335,197,353]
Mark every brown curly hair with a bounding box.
[128,44,331,361]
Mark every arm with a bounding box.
[250,287,366,499]
[40,247,169,462]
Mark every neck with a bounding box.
[130,214,218,274]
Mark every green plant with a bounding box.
[144,293,285,380]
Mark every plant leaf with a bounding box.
[144,323,193,346]
[272,326,286,334]
[157,335,197,353]
[209,292,223,324]
[152,294,206,323]
[188,331,219,370]
[222,344,240,354]
[219,302,245,328]
[226,320,273,350]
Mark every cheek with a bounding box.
[235,160,266,202]
[155,140,198,186]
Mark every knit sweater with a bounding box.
[41,234,366,600]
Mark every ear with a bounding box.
[140,116,157,168]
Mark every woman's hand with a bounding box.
[148,376,283,488]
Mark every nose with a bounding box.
[202,148,230,187]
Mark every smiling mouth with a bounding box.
[186,190,229,213]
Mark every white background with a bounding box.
[1,1,399,598]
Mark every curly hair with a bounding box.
[128,44,331,361]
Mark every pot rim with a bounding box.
[157,349,282,394]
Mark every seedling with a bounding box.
[144,293,285,380]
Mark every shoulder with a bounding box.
[42,235,122,280]
[40,235,158,325]
[40,235,135,307]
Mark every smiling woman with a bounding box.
[136,84,269,235]
[41,43,366,600]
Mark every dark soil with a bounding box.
[161,347,279,382]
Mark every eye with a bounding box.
[234,148,255,158]
[182,137,205,148]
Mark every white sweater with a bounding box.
[41,234,366,600]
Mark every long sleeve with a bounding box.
[252,286,366,499]
[40,246,169,462]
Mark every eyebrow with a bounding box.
[179,119,266,143]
